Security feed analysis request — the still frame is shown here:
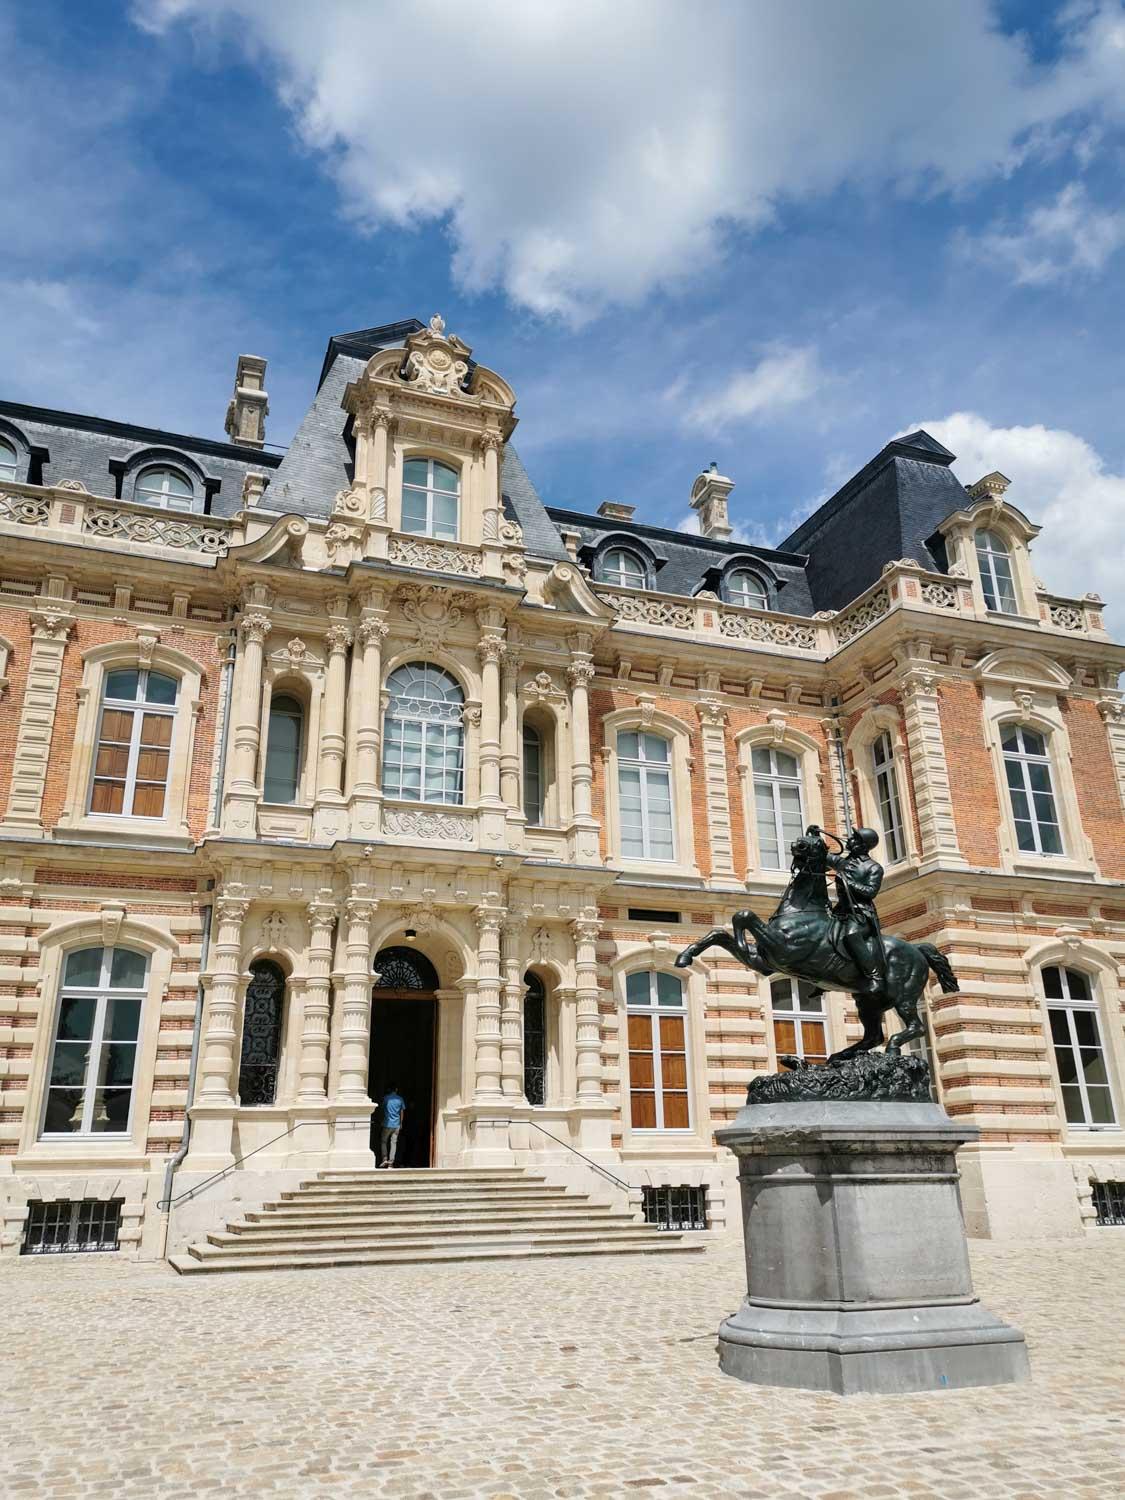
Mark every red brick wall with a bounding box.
[1063,696,1125,878]
[939,680,1003,868]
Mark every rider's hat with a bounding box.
[849,826,880,852]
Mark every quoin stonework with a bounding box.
[0,314,1123,1260]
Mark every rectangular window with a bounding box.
[1003,727,1063,856]
[1091,1181,1125,1227]
[770,977,828,1063]
[618,732,675,861]
[1044,964,1116,1129]
[626,971,690,1130]
[89,669,177,819]
[871,731,906,863]
[522,725,543,825]
[642,1185,707,1231]
[751,746,805,870]
[42,946,146,1137]
[22,1199,123,1254]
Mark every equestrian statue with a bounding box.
[675,824,958,1063]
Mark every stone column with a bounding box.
[186,892,248,1168]
[572,912,603,1103]
[698,697,740,886]
[499,648,523,821]
[368,406,393,522]
[350,609,388,837]
[331,894,377,1168]
[476,617,505,807]
[500,913,526,1100]
[567,647,599,862]
[472,906,505,1103]
[0,608,73,837]
[480,430,505,579]
[313,621,352,841]
[900,667,966,867]
[223,609,270,835]
[290,899,336,1160]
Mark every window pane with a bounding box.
[97,1041,138,1088]
[104,996,142,1040]
[403,459,428,487]
[1079,1049,1109,1087]
[798,984,823,1013]
[1061,1084,1085,1124]
[109,949,147,989]
[140,713,173,748]
[135,749,170,781]
[44,1089,84,1133]
[655,972,683,1007]
[91,1088,132,1132]
[432,462,459,492]
[774,1019,798,1054]
[631,1091,657,1129]
[145,672,178,705]
[94,746,129,778]
[1038,821,1063,855]
[1073,1011,1098,1048]
[640,734,669,763]
[1054,1044,1078,1084]
[105,670,140,701]
[57,995,96,1039]
[617,732,639,761]
[658,1015,685,1048]
[774,751,798,778]
[1088,1089,1116,1125]
[750,746,772,775]
[50,1042,90,1087]
[1043,968,1064,1001]
[629,1052,655,1088]
[662,1093,690,1129]
[1064,968,1090,1000]
[90,781,126,814]
[626,972,651,1007]
[263,702,302,803]
[661,1051,688,1089]
[130,783,167,818]
[65,948,104,988]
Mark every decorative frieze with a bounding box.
[388,535,484,577]
[719,613,818,649]
[603,589,695,631]
[834,589,890,644]
[382,806,474,842]
[83,505,230,555]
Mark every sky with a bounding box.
[2,0,1125,628]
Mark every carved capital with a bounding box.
[571,914,602,946]
[215,896,250,928]
[325,624,354,655]
[567,658,596,691]
[342,896,375,927]
[697,697,727,728]
[358,617,389,647]
[901,667,938,700]
[479,431,503,455]
[306,899,338,934]
[1098,696,1124,725]
[477,634,506,667]
[29,610,73,643]
[474,905,506,938]
[240,612,272,645]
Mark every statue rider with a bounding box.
[815,825,886,998]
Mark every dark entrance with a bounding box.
[369,946,439,1168]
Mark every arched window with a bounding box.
[134,465,196,512]
[724,569,769,609]
[770,976,827,1064]
[975,529,1018,615]
[90,667,178,818]
[402,457,459,540]
[0,437,18,481]
[237,959,286,1106]
[751,746,804,869]
[373,946,440,991]
[1043,965,1116,1129]
[382,662,465,805]
[523,723,544,825]
[523,971,547,1106]
[599,547,648,589]
[42,946,147,1136]
[618,731,674,860]
[1002,726,1062,855]
[625,970,689,1130]
[263,694,303,804]
[871,730,906,863]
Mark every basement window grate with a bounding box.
[642,1184,707,1231]
[1092,1180,1125,1227]
[22,1199,123,1255]
[627,908,682,925]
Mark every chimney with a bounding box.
[597,501,636,522]
[690,462,734,539]
[966,471,1011,501]
[225,354,269,449]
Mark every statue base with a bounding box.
[716,1098,1030,1395]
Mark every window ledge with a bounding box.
[52,818,193,851]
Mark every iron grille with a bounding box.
[642,1184,707,1232]
[524,977,547,1108]
[22,1199,122,1255]
[237,959,286,1106]
[1092,1179,1125,1226]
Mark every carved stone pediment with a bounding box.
[402,314,473,398]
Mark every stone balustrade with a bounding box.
[0,482,233,561]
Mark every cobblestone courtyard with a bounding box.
[3,1232,1124,1499]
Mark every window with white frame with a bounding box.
[523,723,543,826]
[382,662,465,804]
[41,946,147,1136]
[599,547,648,589]
[752,745,804,869]
[401,458,459,541]
[0,437,18,481]
[871,730,906,863]
[1002,725,1062,855]
[975,528,1019,615]
[618,731,674,860]
[262,694,303,804]
[133,465,197,512]
[89,668,178,818]
[770,976,828,1063]
[626,970,690,1130]
[725,569,769,609]
[1043,965,1116,1129]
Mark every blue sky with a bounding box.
[3,1,1125,623]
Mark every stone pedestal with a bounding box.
[717,1099,1030,1395]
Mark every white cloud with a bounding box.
[134,0,1125,321]
[680,346,823,432]
[962,181,1125,283]
[906,411,1125,635]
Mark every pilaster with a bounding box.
[698,698,740,887]
[0,608,73,837]
[223,606,271,836]
[901,667,967,867]
[313,617,352,841]
[567,642,599,863]
[184,892,248,1170]
[330,893,376,1169]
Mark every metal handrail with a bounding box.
[486,1116,633,1195]
[159,1119,317,1209]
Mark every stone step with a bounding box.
[276,1188,572,1208]
[247,1202,625,1226]
[209,1215,641,1248]
[170,1236,701,1274]
[294,1176,554,1193]
[315,1168,538,1182]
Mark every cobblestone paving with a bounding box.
[3,1232,1124,1499]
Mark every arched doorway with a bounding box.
[369,946,439,1168]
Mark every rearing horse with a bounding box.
[675,830,958,1058]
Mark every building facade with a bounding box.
[1,315,1123,1259]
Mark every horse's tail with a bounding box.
[918,942,959,993]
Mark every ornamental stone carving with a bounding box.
[261,910,289,948]
[402,314,472,397]
[240,613,272,645]
[567,659,596,690]
[474,904,506,937]
[524,671,566,705]
[29,611,73,642]
[358,617,389,646]
[383,806,473,841]
[477,635,506,667]
[1049,601,1084,632]
[604,589,695,631]
[285,637,307,667]
[325,624,354,654]
[719,613,818,650]
[396,583,468,650]
[83,506,230,555]
[0,493,50,526]
[834,590,890,644]
[388,536,484,577]
[400,900,438,934]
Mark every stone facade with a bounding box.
[0,316,1123,1258]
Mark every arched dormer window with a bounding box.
[402,457,459,541]
[0,437,18,482]
[134,464,197,512]
[382,662,465,805]
[975,529,1018,615]
[263,694,304,804]
[1001,725,1062,855]
[724,568,769,610]
[598,546,648,590]
[90,668,178,818]
[1042,965,1116,1129]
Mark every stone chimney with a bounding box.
[597,501,636,522]
[690,462,734,539]
[224,354,269,449]
[967,471,1011,501]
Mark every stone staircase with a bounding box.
[169,1167,706,1274]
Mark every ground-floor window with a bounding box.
[1092,1181,1125,1227]
[237,959,287,1106]
[42,946,147,1137]
[1044,965,1116,1128]
[626,970,690,1130]
[523,972,547,1106]
[769,976,828,1063]
[642,1184,707,1231]
[22,1199,123,1254]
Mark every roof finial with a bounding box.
[429,312,446,338]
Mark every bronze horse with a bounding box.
[675,830,958,1058]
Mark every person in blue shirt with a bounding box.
[378,1086,406,1168]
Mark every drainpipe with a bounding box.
[157,898,213,1259]
[209,629,238,831]
[828,696,854,837]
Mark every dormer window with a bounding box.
[724,569,769,610]
[975,529,1018,615]
[599,547,648,589]
[402,458,459,541]
[134,465,196,512]
[0,438,18,482]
